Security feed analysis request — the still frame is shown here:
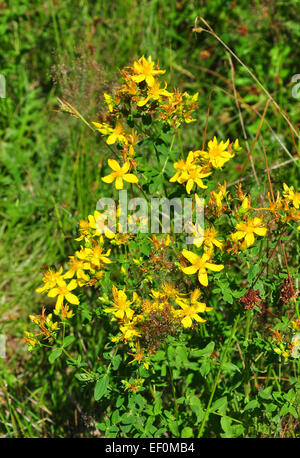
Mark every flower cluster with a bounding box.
[26,56,300,376]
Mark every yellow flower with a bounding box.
[137,80,172,107]
[193,226,223,250]
[176,289,211,328]
[291,318,300,331]
[103,286,135,320]
[103,93,114,112]
[211,181,227,208]
[231,217,267,249]
[241,196,250,211]
[75,219,91,242]
[88,210,116,239]
[181,250,224,286]
[36,267,65,293]
[58,304,74,320]
[64,256,90,282]
[174,151,211,194]
[120,323,141,341]
[92,119,128,145]
[181,166,211,194]
[169,159,187,183]
[24,331,38,349]
[131,55,165,87]
[233,139,242,151]
[76,239,112,269]
[48,279,79,311]
[283,183,300,209]
[102,159,138,190]
[200,137,234,168]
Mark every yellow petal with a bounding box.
[48,288,59,298]
[67,279,78,291]
[198,271,208,286]
[245,232,255,247]
[102,173,116,184]
[186,179,194,194]
[204,263,224,272]
[122,161,130,173]
[182,266,198,275]
[253,227,267,236]
[182,249,199,264]
[115,176,123,190]
[65,293,79,305]
[181,316,192,328]
[123,173,138,183]
[108,159,121,171]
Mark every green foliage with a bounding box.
[1,0,300,439]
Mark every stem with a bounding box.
[166,348,179,433]
[198,313,240,437]
[244,310,252,400]
[61,348,91,376]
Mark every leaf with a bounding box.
[258,386,273,400]
[200,359,211,377]
[48,348,62,363]
[191,341,215,358]
[220,416,232,435]
[265,403,277,413]
[112,354,122,371]
[94,374,109,401]
[111,410,120,425]
[154,398,162,415]
[75,372,94,382]
[116,395,124,408]
[168,419,178,436]
[288,405,298,419]
[212,396,227,412]
[223,362,241,373]
[181,426,193,438]
[247,264,261,283]
[189,396,204,423]
[244,400,260,411]
[63,335,75,347]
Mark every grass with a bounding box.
[0,0,299,437]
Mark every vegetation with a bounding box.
[0,0,299,438]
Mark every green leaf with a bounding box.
[168,419,178,436]
[49,348,63,363]
[112,354,122,371]
[191,341,215,358]
[244,400,260,411]
[288,405,298,419]
[258,386,273,400]
[111,410,120,425]
[200,359,211,377]
[75,372,94,382]
[154,398,162,415]
[189,395,204,423]
[212,396,227,412]
[63,335,75,347]
[181,426,193,438]
[223,362,241,373]
[94,374,109,401]
[116,395,124,408]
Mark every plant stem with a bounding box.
[166,348,179,433]
[198,313,240,437]
[244,310,252,400]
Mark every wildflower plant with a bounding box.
[26,56,300,438]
